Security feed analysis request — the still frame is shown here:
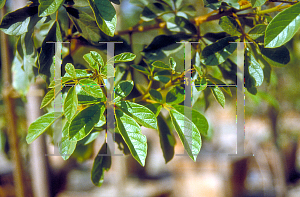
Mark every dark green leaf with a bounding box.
[0,6,38,36]
[59,121,77,160]
[166,16,197,34]
[130,64,150,75]
[173,105,209,136]
[157,114,175,163]
[194,77,207,91]
[79,79,103,98]
[153,70,171,83]
[145,103,162,117]
[91,143,111,187]
[265,2,300,48]
[149,89,163,103]
[248,24,266,42]
[260,46,290,67]
[64,86,78,122]
[115,110,147,166]
[219,16,242,36]
[38,0,64,16]
[170,109,201,161]
[166,86,185,105]
[201,36,238,66]
[141,2,172,21]
[114,80,134,102]
[87,0,117,36]
[116,101,158,130]
[77,87,103,104]
[26,112,62,144]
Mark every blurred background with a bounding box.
[1,0,300,196]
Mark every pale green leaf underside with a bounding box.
[209,85,225,108]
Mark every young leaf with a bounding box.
[69,103,105,141]
[83,53,99,72]
[65,63,76,79]
[152,61,171,70]
[116,101,158,130]
[149,89,163,103]
[114,80,134,102]
[91,143,112,187]
[38,0,64,17]
[145,103,162,117]
[79,79,103,98]
[130,65,150,75]
[110,52,136,63]
[219,16,242,36]
[91,51,104,68]
[194,77,207,91]
[201,36,238,66]
[59,121,77,160]
[166,86,185,105]
[209,83,225,108]
[172,105,209,136]
[64,86,78,122]
[170,109,201,161]
[87,0,117,36]
[157,114,175,163]
[265,2,300,48]
[251,0,267,8]
[26,112,62,144]
[260,46,290,67]
[40,88,55,109]
[115,110,147,166]
[0,6,38,36]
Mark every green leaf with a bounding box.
[0,0,6,9]
[77,86,103,104]
[166,16,197,34]
[247,52,264,86]
[170,109,201,161]
[110,52,136,63]
[194,77,207,91]
[79,79,103,98]
[116,101,158,130]
[219,16,242,36]
[91,51,104,68]
[248,24,266,42]
[153,70,171,83]
[157,114,175,163]
[166,86,185,105]
[26,112,62,144]
[66,6,102,44]
[194,52,203,76]
[209,83,225,108]
[260,46,290,67]
[169,57,176,72]
[178,4,196,16]
[115,110,147,166]
[145,103,162,117]
[141,2,172,21]
[207,75,232,96]
[201,36,238,66]
[64,87,78,122]
[87,0,117,36]
[0,6,38,36]
[40,89,55,109]
[38,0,64,16]
[79,131,101,145]
[149,89,163,103]
[65,63,76,79]
[173,105,209,136]
[83,53,99,72]
[94,115,106,128]
[130,65,150,75]
[59,121,77,160]
[250,0,267,7]
[265,2,300,48]
[114,80,134,102]
[69,103,105,141]
[91,143,112,187]
[152,61,171,70]
[64,69,93,78]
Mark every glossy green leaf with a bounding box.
[248,24,266,41]
[91,51,104,68]
[64,87,78,122]
[66,6,102,44]
[251,0,267,7]
[38,0,64,16]
[219,16,242,36]
[94,115,106,127]
[40,89,55,109]
[79,79,103,98]
[0,0,5,9]
[59,121,77,160]
[65,63,76,79]
[149,89,163,103]
[0,6,38,36]
[64,69,93,78]
[130,65,150,75]
[115,110,147,166]
[152,61,171,70]
[69,103,105,141]
[26,112,62,144]
[91,143,111,187]
[79,131,101,145]
[265,2,300,48]
[166,86,185,105]
[201,36,238,66]
[209,84,225,108]
[145,103,162,117]
[157,114,175,163]
[83,53,99,72]
[116,101,158,130]
[77,86,103,104]
[247,52,264,86]
[111,52,136,63]
[173,105,209,136]
[87,0,117,36]
[194,77,207,91]
[114,80,134,102]
[260,46,290,67]
[170,109,201,161]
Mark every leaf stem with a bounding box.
[257,4,291,15]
